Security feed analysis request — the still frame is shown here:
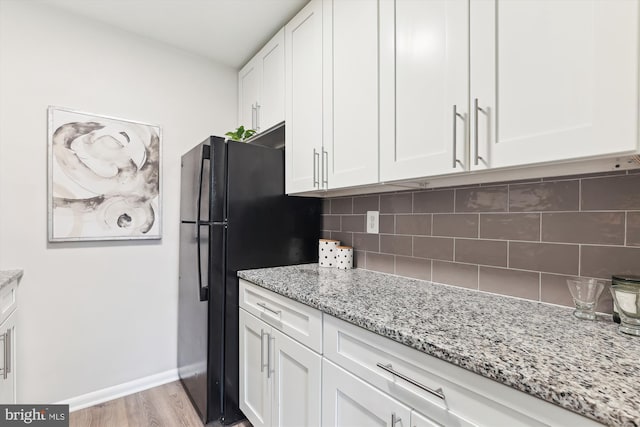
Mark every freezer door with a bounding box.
[180,138,227,223]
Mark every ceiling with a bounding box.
[40,0,308,68]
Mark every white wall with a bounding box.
[0,1,237,403]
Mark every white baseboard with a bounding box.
[59,368,179,412]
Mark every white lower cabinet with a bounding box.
[239,308,321,427]
[0,312,15,404]
[322,358,411,427]
[239,280,602,426]
[0,277,18,404]
[272,328,322,427]
[239,309,271,427]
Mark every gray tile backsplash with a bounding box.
[321,169,640,313]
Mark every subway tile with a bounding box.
[321,215,341,231]
[380,235,413,256]
[331,197,353,214]
[379,215,395,233]
[542,212,625,245]
[413,236,454,261]
[455,186,508,213]
[479,267,539,300]
[509,242,579,275]
[433,214,478,238]
[353,195,380,214]
[540,273,574,308]
[581,174,640,210]
[627,212,640,246]
[353,233,379,252]
[380,192,413,214]
[432,261,478,289]
[330,231,353,247]
[509,180,579,212]
[321,199,331,214]
[354,250,365,269]
[455,239,507,267]
[480,213,540,241]
[366,252,394,274]
[413,190,455,213]
[581,246,640,279]
[396,256,431,281]
[321,230,332,239]
[396,214,431,235]
[540,273,613,314]
[341,215,366,233]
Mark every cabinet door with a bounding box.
[272,329,322,427]
[239,59,260,131]
[0,313,15,404]
[470,0,639,170]
[380,0,469,182]
[239,310,271,427]
[323,0,379,189]
[322,359,411,427]
[258,28,285,132]
[285,0,323,194]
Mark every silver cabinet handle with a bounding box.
[474,98,486,166]
[322,148,328,188]
[5,329,10,375]
[391,412,401,426]
[251,104,256,130]
[256,103,261,132]
[377,362,445,401]
[257,301,282,317]
[313,149,319,188]
[267,335,274,379]
[0,332,4,380]
[452,105,464,169]
[260,329,268,373]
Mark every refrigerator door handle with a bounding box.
[196,146,210,302]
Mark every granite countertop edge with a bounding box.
[0,270,23,290]
[238,265,640,427]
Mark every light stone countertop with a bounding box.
[0,270,22,290]
[238,264,640,427]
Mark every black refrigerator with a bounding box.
[178,135,320,425]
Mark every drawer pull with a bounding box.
[257,302,282,317]
[376,362,445,401]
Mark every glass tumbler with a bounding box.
[610,285,640,336]
[566,277,606,320]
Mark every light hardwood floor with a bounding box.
[69,381,252,427]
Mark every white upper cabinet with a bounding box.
[470,0,639,170]
[238,28,285,133]
[380,0,469,182]
[257,29,285,132]
[323,0,379,189]
[238,60,260,131]
[285,0,324,194]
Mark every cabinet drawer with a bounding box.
[324,315,602,427]
[239,279,322,353]
[0,279,17,325]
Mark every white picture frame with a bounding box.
[47,106,162,242]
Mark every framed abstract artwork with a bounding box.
[48,106,162,241]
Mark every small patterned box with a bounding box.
[336,246,353,270]
[319,239,340,267]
